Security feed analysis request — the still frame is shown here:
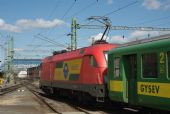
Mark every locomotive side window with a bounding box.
[56,61,63,68]
[114,57,120,78]
[89,56,97,67]
[168,52,170,77]
[142,53,158,78]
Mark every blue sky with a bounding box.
[0,0,170,64]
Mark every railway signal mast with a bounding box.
[70,16,170,50]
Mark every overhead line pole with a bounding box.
[5,36,14,83]
[71,18,77,50]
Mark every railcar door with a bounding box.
[123,54,137,105]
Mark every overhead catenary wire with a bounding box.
[132,15,170,26]
[39,34,67,48]
[34,34,68,48]
[26,44,57,47]
[127,1,170,27]
[33,0,140,53]
[45,0,98,47]
[47,0,98,36]
[48,0,61,20]
[69,0,140,45]
[61,1,76,19]
[33,0,61,35]
[32,0,61,43]
[81,0,139,27]
[103,0,138,16]
[28,0,62,57]
[19,1,97,60]
[64,1,97,21]
[35,35,65,49]
[79,24,170,31]
[77,0,170,33]
[46,0,77,36]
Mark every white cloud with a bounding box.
[0,18,20,32]
[88,33,109,43]
[130,30,160,40]
[110,35,129,44]
[143,0,161,10]
[16,18,65,29]
[0,18,5,26]
[14,48,24,52]
[107,0,113,5]
[0,18,65,32]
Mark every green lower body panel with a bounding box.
[109,91,123,102]
[138,94,170,111]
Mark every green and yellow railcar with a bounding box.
[108,34,170,111]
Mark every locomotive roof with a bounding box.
[42,43,117,62]
[108,34,170,55]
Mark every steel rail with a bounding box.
[0,84,22,95]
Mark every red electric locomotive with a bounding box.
[40,41,117,102]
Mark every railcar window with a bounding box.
[114,57,120,78]
[142,53,158,78]
[56,61,63,68]
[168,52,170,77]
[89,56,97,67]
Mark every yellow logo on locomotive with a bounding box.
[54,58,82,81]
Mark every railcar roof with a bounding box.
[108,34,170,55]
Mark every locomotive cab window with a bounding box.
[114,57,120,78]
[89,56,97,67]
[167,52,170,78]
[142,53,158,78]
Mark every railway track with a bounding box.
[0,83,22,95]
[1,81,163,114]
[22,80,142,114]
[23,82,103,114]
